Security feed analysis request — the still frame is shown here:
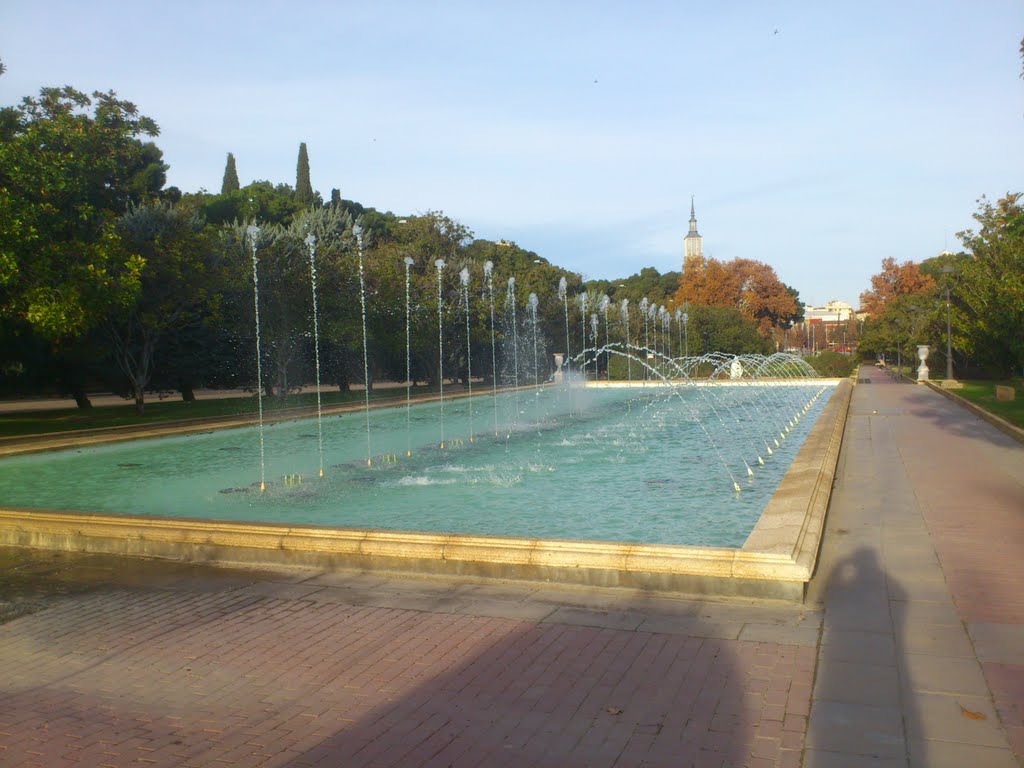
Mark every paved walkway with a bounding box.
[0,365,1021,767]
[804,365,1024,767]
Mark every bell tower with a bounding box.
[683,196,703,270]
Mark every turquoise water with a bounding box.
[0,384,830,547]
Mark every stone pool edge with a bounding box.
[0,379,851,601]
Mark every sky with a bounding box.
[2,1,1022,306]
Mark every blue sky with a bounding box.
[2,1,1021,305]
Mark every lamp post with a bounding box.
[941,264,955,380]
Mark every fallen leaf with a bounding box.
[606,707,623,715]
[960,705,986,720]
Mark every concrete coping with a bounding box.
[0,379,852,601]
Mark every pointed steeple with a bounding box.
[683,196,703,269]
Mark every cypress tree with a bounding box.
[295,142,313,204]
[330,188,341,208]
[221,152,239,194]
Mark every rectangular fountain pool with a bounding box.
[0,377,853,599]
[0,383,831,548]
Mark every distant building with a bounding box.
[683,197,703,271]
[796,301,857,354]
[804,300,854,323]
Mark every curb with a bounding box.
[923,381,1024,447]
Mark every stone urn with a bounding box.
[916,345,930,382]
[553,352,565,383]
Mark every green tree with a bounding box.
[0,86,165,403]
[955,193,1024,376]
[221,152,240,194]
[110,200,223,414]
[295,142,313,205]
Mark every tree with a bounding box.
[674,256,798,336]
[955,193,1024,375]
[686,305,771,356]
[221,152,239,194]
[0,87,165,403]
[295,142,313,205]
[109,200,223,414]
[857,293,935,370]
[859,257,935,316]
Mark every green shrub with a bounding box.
[807,351,857,378]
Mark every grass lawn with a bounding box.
[0,387,437,439]
[947,379,1024,429]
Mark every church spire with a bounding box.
[683,196,703,268]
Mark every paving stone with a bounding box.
[896,623,975,658]
[454,599,556,621]
[542,606,644,630]
[889,599,961,628]
[907,739,1018,768]
[906,692,1008,748]
[802,749,906,767]
[236,582,326,600]
[813,659,901,709]
[805,701,905,759]
[967,622,1024,665]
[820,629,897,667]
[900,653,990,697]
[737,623,819,647]
[637,615,742,639]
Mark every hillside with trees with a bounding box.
[0,83,787,409]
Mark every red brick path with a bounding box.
[0,586,816,767]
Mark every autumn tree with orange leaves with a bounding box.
[675,256,799,336]
[858,258,935,316]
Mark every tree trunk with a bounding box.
[134,390,145,416]
[73,389,93,409]
[179,383,196,402]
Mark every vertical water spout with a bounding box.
[353,222,372,467]
[507,276,520,428]
[305,233,325,478]
[578,293,588,381]
[247,224,266,492]
[682,305,689,358]
[659,306,668,379]
[640,297,649,381]
[590,313,599,382]
[621,298,631,383]
[675,308,683,363]
[435,258,446,448]
[600,294,610,380]
[528,292,539,389]
[485,261,498,437]
[460,267,474,443]
[404,256,414,457]
[558,277,570,376]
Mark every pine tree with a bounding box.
[221,153,239,194]
[330,188,341,208]
[295,142,313,204]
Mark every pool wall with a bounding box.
[0,378,851,601]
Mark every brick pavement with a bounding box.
[0,553,820,767]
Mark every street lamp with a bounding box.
[941,264,956,380]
